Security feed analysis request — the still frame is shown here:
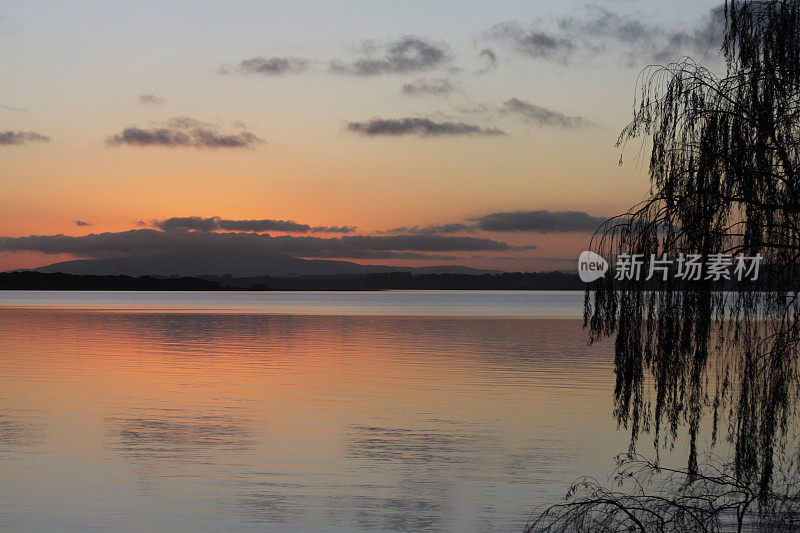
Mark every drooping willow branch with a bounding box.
[586,0,800,499]
[526,453,800,533]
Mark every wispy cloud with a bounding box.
[557,4,722,64]
[486,23,575,64]
[106,117,263,149]
[348,117,505,137]
[0,130,50,145]
[502,98,594,129]
[401,78,456,96]
[138,94,165,105]
[154,216,354,234]
[486,23,570,64]
[486,4,723,66]
[477,48,497,73]
[330,36,450,75]
[75,220,92,227]
[220,56,308,75]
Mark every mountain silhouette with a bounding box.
[30,249,500,277]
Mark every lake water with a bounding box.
[0,291,631,532]
[0,290,586,316]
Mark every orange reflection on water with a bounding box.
[0,309,624,532]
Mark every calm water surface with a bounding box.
[0,290,585,316]
[0,291,628,532]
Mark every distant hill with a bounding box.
[0,272,221,291]
[0,271,584,291]
[28,249,501,277]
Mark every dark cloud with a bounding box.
[533,256,579,263]
[477,48,497,72]
[218,219,309,233]
[226,219,308,232]
[378,209,606,236]
[191,129,262,148]
[155,216,354,234]
[311,225,357,234]
[559,5,723,64]
[330,37,449,75]
[348,117,505,137]
[138,94,165,105]
[0,229,529,259]
[106,117,263,149]
[502,98,594,129]
[0,130,50,145]
[75,220,92,227]
[156,216,218,231]
[401,78,456,96]
[486,23,575,63]
[220,56,308,75]
[487,5,723,66]
[474,210,607,233]
[109,128,191,147]
[380,223,476,235]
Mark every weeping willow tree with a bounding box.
[527,453,800,533]
[587,0,800,502]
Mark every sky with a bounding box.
[0,0,725,272]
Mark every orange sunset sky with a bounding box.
[0,0,724,273]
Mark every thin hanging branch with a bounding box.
[586,0,800,500]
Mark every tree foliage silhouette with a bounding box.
[587,0,800,501]
[526,453,800,533]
